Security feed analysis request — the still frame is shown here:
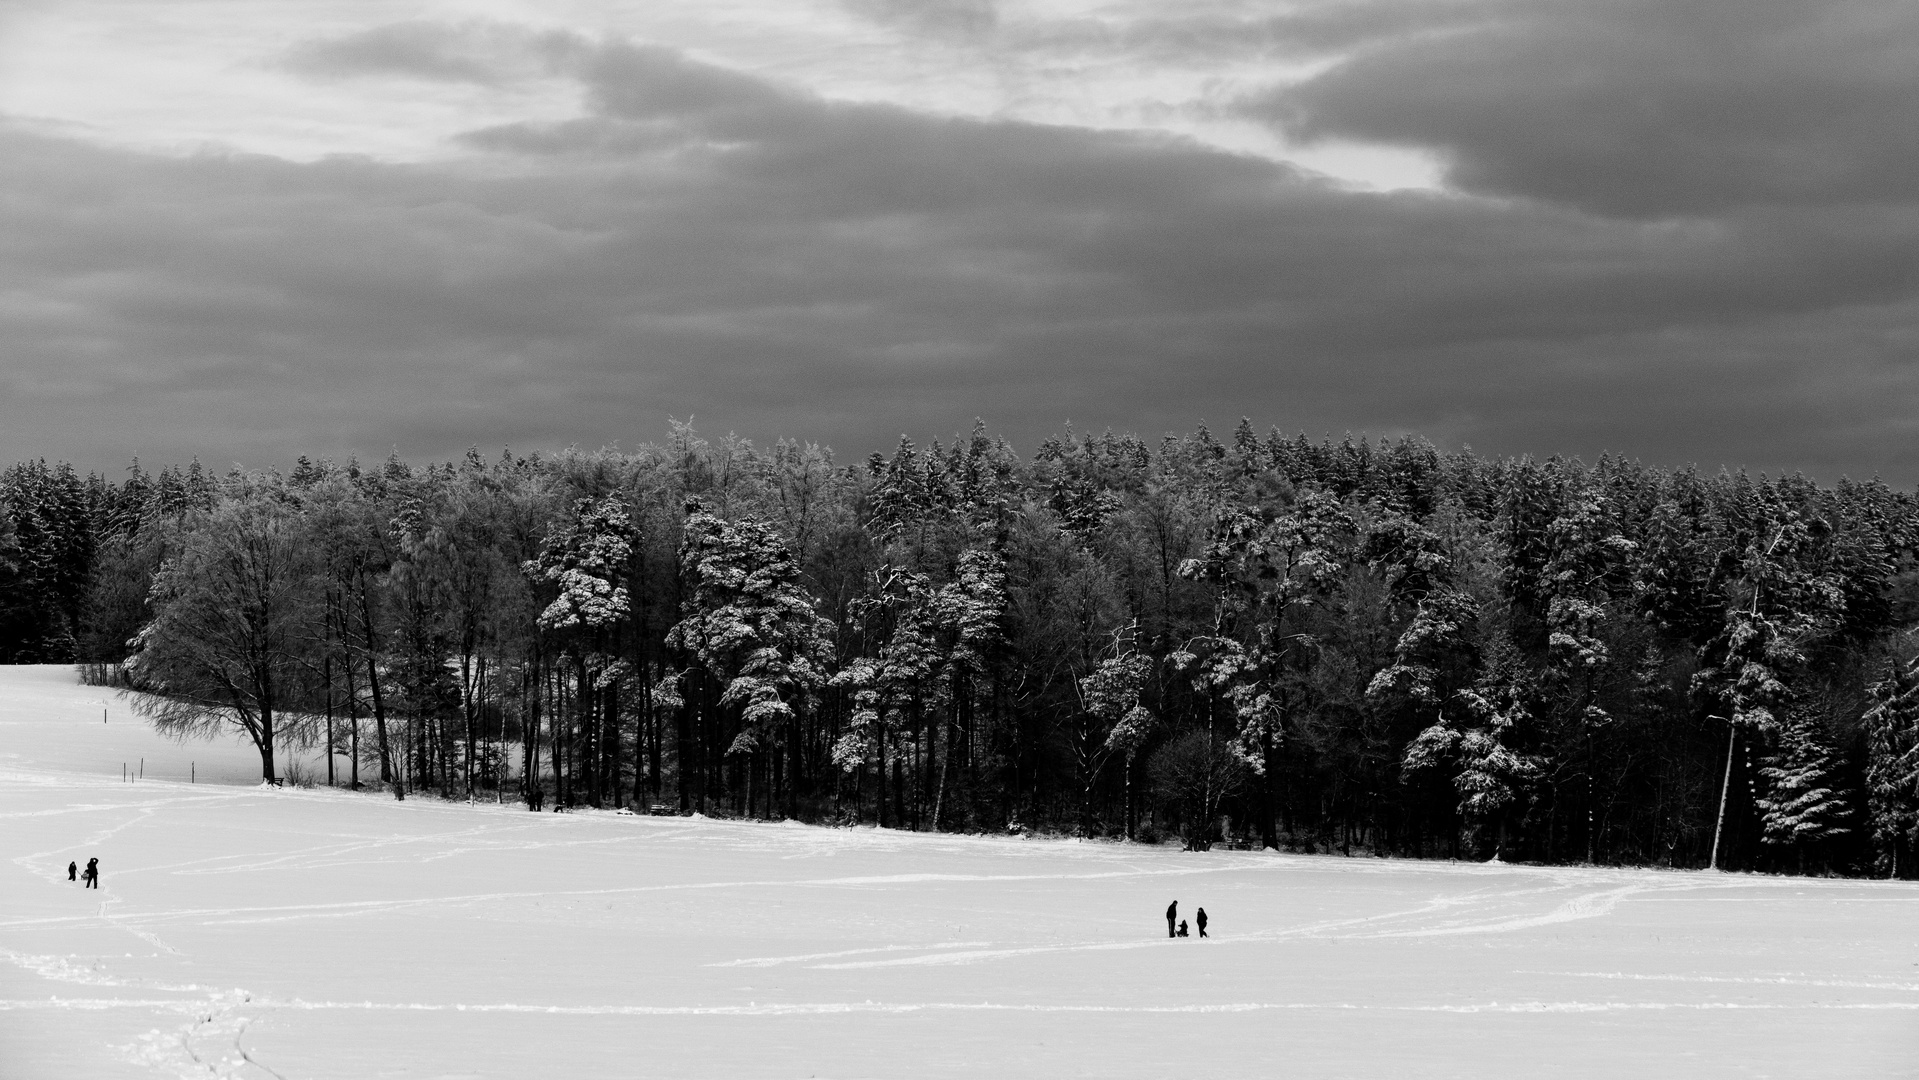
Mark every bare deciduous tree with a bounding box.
[127,488,316,783]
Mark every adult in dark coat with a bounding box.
[1166,900,1177,938]
[67,861,77,882]
[1196,907,1208,938]
[82,858,99,889]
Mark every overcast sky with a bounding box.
[3,0,1917,481]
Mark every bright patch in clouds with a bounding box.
[0,0,1439,189]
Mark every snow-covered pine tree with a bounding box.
[1540,483,1635,861]
[832,568,944,828]
[526,497,633,634]
[928,548,1006,830]
[667,499,832,818]
[1176,487,1351,847]
[1074,626,1155,838]
[524,495,634,808]
[1401,636,1546,859]
[1694,500,1845,869]
[1862,658,1919,876]
[1755,709,1851,872]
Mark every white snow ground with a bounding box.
[2,664,1916,1079]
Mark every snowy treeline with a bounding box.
[6,421,1919,876]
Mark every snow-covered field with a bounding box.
[2,665,1915,1079]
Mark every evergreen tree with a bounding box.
[1402,638,1547,858]
[1862,659,1919,876]
[1694,501,1845,868]
[1073,626,1155,837]
[1755,709,1851,871]
[668,500,832,818]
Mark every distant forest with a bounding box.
[5,421,1919,878]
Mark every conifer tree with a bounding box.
[1074,626,1155,837]
[1401,638,1546,859]
[1862,659,1919,876]
[525,495,634,807]
[1756,710,1851,872]
[1695,501,1844,868]
[668,500,831,817]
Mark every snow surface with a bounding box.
[2,664,1916,1079]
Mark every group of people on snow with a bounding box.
[1165,900,1207,938]
[66,858,100,889]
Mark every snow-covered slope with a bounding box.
[2,664,1915,1078]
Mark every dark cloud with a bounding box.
[1248,0,1919,217]
[5,19,1919,483]
[281,21,587,85]
[843,0,998,41]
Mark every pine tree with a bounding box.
[1694,500,1845,869]
[1540,484,1634,861]
[667,500,832,818]
[1862,659,1919,876]
[1756,710,1851,872]
[1402,637,1546,859]
[524,495,635,807]
[1074,627,1156,838]
[1177,487,1351,846]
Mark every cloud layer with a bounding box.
[3,4,1918,481]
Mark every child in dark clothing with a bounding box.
[67,861,77,882]
[1176,919,1188,937]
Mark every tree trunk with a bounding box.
[256,700,278,784]
[556,665,570,807]
[343,639,361,790]
[877,730,889,828]
[366,652,399,799]
[324,651,336,787]
[1710,721,1736,871]
[522,651,540,803]
[604,672,621,810]
[932,711,951,832]
[1261,739,1280,850]
[675,664,692,813]
[640,659,656,813]
[357,571,402,800]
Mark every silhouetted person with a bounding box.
[526,787,544,812]
[82,858,99,889]
[67,861,77,882]
[1196,907,1208,938]
[1166,900,1177,938]
[1176,919,1188,938]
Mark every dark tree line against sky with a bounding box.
[5,420,1919,876]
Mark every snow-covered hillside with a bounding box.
[2,664,1915,1078]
